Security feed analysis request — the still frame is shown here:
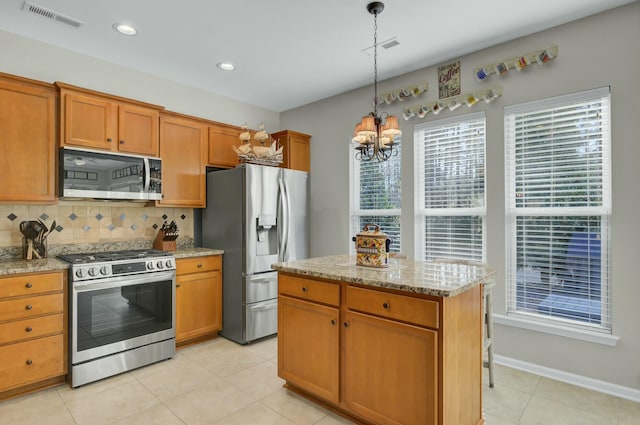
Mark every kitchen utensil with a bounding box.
[42,220,56,242]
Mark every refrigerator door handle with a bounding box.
[278,175,289,262]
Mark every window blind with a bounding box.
[505,87,611,331]
[414,112,486,262]
[349,142,401,253]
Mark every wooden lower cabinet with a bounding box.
[175,256,222,344]
[343,310,438,425]
[278,296,340,404]
[0,271,66,397]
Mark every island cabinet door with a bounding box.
[343,310,438,425]
[278,295,339,404]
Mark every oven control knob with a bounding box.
[156,260,164,269]
[88,267,98,277]
[100,266,109,276]
[165,259,173,269]
[147,261,154,270]
[75,268,85,278]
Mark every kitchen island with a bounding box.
[272,254,495,425]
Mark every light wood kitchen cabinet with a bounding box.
[175,256,222,345]
[0,73,56,204]
[57,82,162,156]
[272,130,311,172]
[158,112,207,207]
[0,271,67,398]
[278,275,340,404]
[208,123,241,168]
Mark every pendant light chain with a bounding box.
[373,9,378,117]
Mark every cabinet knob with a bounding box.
[197,263,203,268]
[25,282,33,288]
[301,287,308,292]
[176,284,181,288]
[25,304,33,311]
[107,138,112,143]
[25,326,33,332]
[343,322,350,328]
[331,319,336,326]
[26,359,33,366]
[119,140,125,144]
[382,302,390,310]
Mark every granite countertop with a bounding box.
[272,254,495,297]
[0,247,224,276]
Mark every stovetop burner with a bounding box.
[58,249,172,264]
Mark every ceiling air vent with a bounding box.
[22,1,85,29]
[361,37,399,56]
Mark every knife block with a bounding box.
[153,230,177,251]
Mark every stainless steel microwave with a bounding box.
[59,148,162,201]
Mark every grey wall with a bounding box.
[281,2,640,391]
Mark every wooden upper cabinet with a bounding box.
[208,124,241,168]
[272,130,311,172]
[56,82,161,156]
[0,73,56,204]
[158,112,207,207]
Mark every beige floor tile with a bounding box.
[109,404,185,425]
[487,364,542,394]
[0,389,65,424]
[314,412,357,424]
[11,405,76,425]
[212,401,295,425]
[56,371,137,404]
[615,396,640,424]
[182,338,268,378]
[64,380,160,425]
[244,335,278,360]
[165,381,255,425]
[482,383,532,423]
[519,395,618,425]
[227,360,285,400]
[534,377,620,419]
[261,388,331,425]
[482,412,519,425]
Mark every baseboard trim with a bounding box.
[494,354,640,402]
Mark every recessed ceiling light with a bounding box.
[113,23,138,36]
[217,62,235,71]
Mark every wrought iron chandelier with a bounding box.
[352,2,401,161]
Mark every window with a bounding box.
[505,87,611,332]
[349,142,401,254]
[414,112,486,262]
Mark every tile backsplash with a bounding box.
[0,201,194,250]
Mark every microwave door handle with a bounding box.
[142,157,151,193]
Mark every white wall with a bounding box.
[281,2,640,391]
[0,29,279,130]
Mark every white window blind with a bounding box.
[414,112,486,262]
[349,142,402,253]
[505,87,611,332]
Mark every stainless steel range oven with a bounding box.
[58,249,176,387]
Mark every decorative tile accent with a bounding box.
[69,213,78,221]
[120,213,126,221]
[107,224,116,231]
[82,225,91,232]
[130,224,137,231]
[162,214,168,220]
[7,213,17,221]
[152,223,159,229]
[181,214,186,220]
[39,213,49,221]
[55,225,63,232]
[95,213,104,221]
[141,213,148,221]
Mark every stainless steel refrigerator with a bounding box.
[202,164,309,344]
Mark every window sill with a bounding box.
[493,314,619,346]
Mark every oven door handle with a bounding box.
[73,271,176,292]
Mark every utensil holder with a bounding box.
[22,237,47,260]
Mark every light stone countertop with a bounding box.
[271,254,495,297]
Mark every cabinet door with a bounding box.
[0,78,56,203]
[158,115,207,207]
[287,134,310,172]
[63,92,117,150]
[343,310,438,425]
[118,105,159,156]
[208,125,240,168]
[278,295,339,404]
[176,270,222,343]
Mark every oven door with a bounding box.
[71,270,176,364]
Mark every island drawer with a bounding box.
[0,293,64,322]
[176,255,221,275]
[0,272,63,299]
[346,286,439,329]
[279,275,340,306]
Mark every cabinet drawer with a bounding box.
[0,334,65,392]
[0,293,64,322]
[279,274,340,307]
[176,256,221,275]
[0,272,63,298]
[346,286,439,329]
[0,314,64,344]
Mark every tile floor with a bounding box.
[1,336,638,424]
